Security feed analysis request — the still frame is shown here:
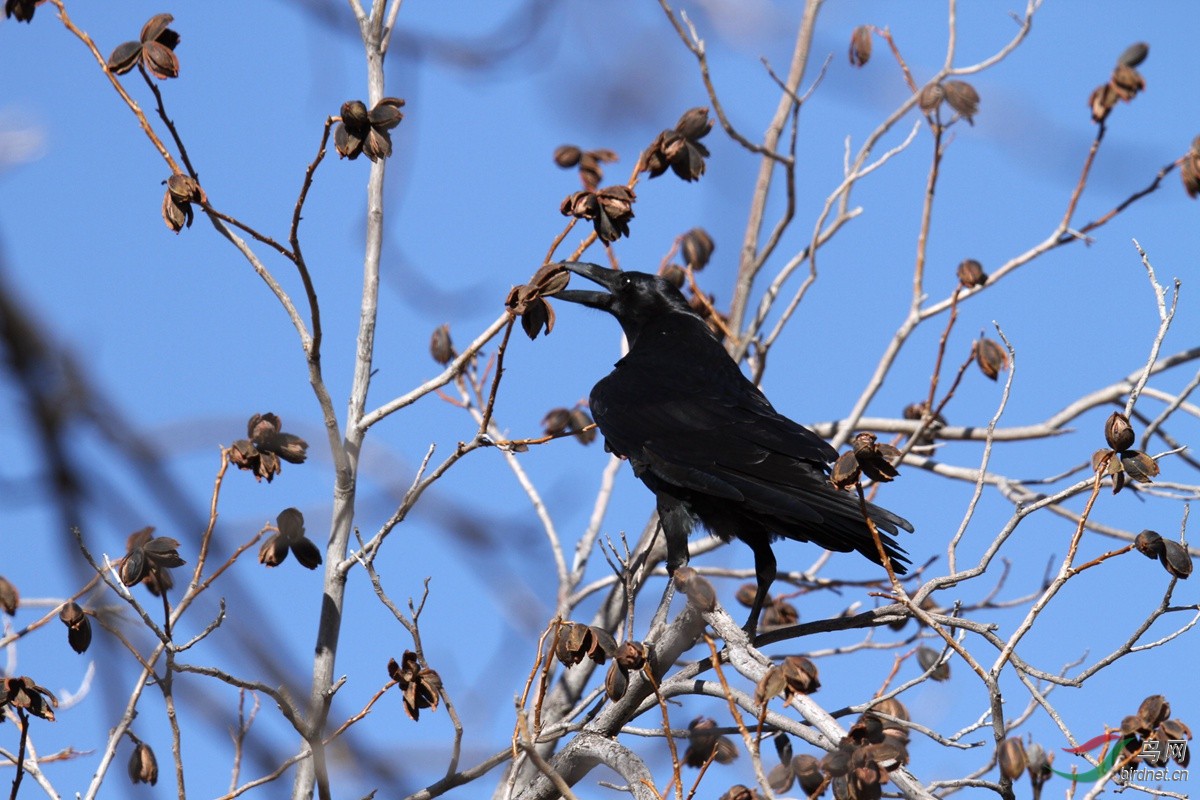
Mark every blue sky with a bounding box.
[1,1,1198,797]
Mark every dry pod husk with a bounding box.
[998,737,1027,780]
[128,741,158,785]
[917,646,950,681]
[59,601,92,654]
[0,576,17,615]
[956,258,987,288]
[1105,412,1135,451]
[974,337,1009,381]
[849,25,872,67]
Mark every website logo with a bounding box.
[1055,731,1190,784]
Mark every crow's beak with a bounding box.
[551,262,619,310]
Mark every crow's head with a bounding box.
[552,261,701,346]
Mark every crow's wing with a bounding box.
[588,323,878,530]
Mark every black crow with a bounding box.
[552,261,913,634]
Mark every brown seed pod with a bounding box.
[1120,450,1160,483]
[1135,529,1165,559]
[918,82,945,113]
[429,324,454,365]
[943,80,980,122]
[1118,42,1149,68]
[128,741,158,785]
[974,337,1009,381]
[0,576,18,616]
[1159,540,1193,580]
[917,646,950,681]
[1137,695,1171,731]
[755,665,787,706]
[849,25,872,67]
[680,227,715,271]
[604,660,628,701]
[998,737,1027,780]
[781,655,820,695]
[956,258,988,288]
[1105,412,1135,451]
[553,145,582,168]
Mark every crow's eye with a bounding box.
[619,274,633,289]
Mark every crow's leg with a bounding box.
[743,537,777,637]
[647,495,693,636]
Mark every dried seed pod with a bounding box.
[1120,450,1159,483]
[821,742,854,777]
[161,190,191,233]
[1135,530,1165,559]
[719,786,756,800]
[1091,448,1118,475]
[781,655,820,695]
[340,100,370,131]
[735,583,761,608]
[943,80,980,122]
[918,82,945,113]
[672,566,716,612]
[849,714,885,745]
[830,450,861,490]
[1110,63,1145,100]
[258,534,289,567]
[684,716,738,767]
[387,651,442,720]
[2,676,57,721]
[755,665,787,706]
[530,263,571,296]
[108,40,143,75]
[165,173,202,204]
[429,324,454,365]
[368,97,405,131]
[1118,42,1149,68]
[1159,540,1193,579]
[553,145,582,168]
[1137,695,1171,731]
[362,126,393,161]
[849,432,900,483]
[675,107,713,142]
[767,762,794,793]
[59,601,92,653]
[0,576,17,615]
[680,227,715,271]
[1181,157,1200,199]
[604,660,628,701]
[792,754,823,796]
[1089,82,1120,123]
[1160,719,1192,766]
[974,337,1009,381]
[916,646,950,681]
[568,407,596,444]
[956,258,987,288]
[290,536,323,570]
[873,697,910,723]
[998,737,1027,780]
[121,547,148,587]
[849,25,872,67]
[761,599,798,628]
[555,622,592,667]
[141,39,179,80]
[128,741,158,785]
[660,264,686,289]
[614,640,646,671]
[140,13,175,45]
[1105,412,1135,451]
[542,408,571,436]
[583,627,615,665]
